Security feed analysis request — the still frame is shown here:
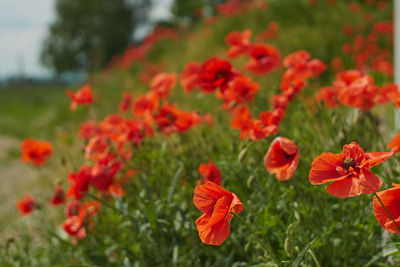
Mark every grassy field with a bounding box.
[1,0,399,266]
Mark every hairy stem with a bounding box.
[233,213,281,266]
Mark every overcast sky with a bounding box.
[0,0,172,79]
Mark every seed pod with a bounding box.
[246,174,255,188]
[284,237,294,258]
[285,222,300,258]
[238,147,248,163]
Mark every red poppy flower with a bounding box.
[375,83,398,104]
[66,84,93,111]
[65,200,80,217]
[84,135,109,161]
[198,57,234,93]
[264,137,299,181]
[16,194,36,216]
[373,183,400,234]
[245,44,281,75]
[78,120,99,140]
[388,133,400,154]
[63,215,86,240]
[193,181,243,245]
[280,51,326,91]
[309,142,392,198]
[50,185,66,205]
[230,107,276,141]
[21,138,53,166]
[150,72,177,99]
[260,108,285,129]
[316,86,339,108]
[118,92,132,112]
[388,91,400,108]
[88,164,116,192]
[223,76,259,105]
[230,106,255,139]
[334,70,378,111]
[198,160,222,185]
[271,94,290,110]
[132,91,159,117]
[255,22,279,42]
[225,29,252,58]
[67,165,91,200]
[154,102,199,134]
[180,61,201,92]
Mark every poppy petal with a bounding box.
[358,168,383,194]
[373,187,400,234]
[363,152,393,168]
[326,177,361,198]
[309,153,345,184]
[193,182,230,214]
[196,213,231,245]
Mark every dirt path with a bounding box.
[0,135,41,238]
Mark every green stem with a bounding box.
[233,213,281,266]
[374,193,400,233]
[308,249,321,267]
[85,193,119,213]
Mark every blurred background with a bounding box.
[0,0,223,87]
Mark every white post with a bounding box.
[395,0,400,130]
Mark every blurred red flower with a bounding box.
[388,133,400,154]
[67,165,91,200]
[256,22,279,42]
[21,138,53,166]
[150,72,177,99]
[193,181,243,245]
[225,29,252,58]
[223,76,260,105]
[154,102,199,134]
[334,70,378,111]
[78,120,99,140]
[316,86,339,108]
[180,61,201,92]
[118,92,132,112]
[264,137,299,181]
[66,84,94,111]
[199,57,234,93]
[198,160,222,185]
[16,194,36,216]
[50,185,66,205]
[63,215,87,240]
[132,91,159,117]
[309,142,392,198]
[245,44,280,75]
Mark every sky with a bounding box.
[0,0,173,79]
[0,0,55,78]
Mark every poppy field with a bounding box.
[2,0,400,266]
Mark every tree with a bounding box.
[41,0,150,73]
[172,0,225,24]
